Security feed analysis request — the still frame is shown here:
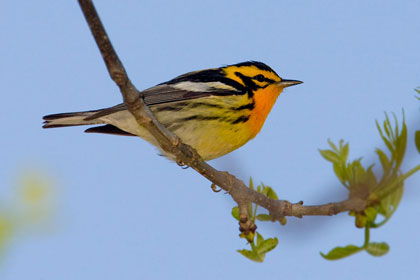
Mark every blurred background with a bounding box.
[1,0,420,279]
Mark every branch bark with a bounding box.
[77,0,368,233]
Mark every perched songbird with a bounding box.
[43,61,302,160]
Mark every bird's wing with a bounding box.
[142,84,215,105]
[84,83,242,121]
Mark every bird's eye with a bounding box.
[254,74,265,82]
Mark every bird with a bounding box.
[43,61,302,160]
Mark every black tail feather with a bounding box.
[85,125,136,136]
[42,123,85,129]
[43,111,97,121]
[42,110,101,129]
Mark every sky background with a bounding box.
[1,0,420,279]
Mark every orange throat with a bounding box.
[247,84,283,138]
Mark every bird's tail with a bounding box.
[42,110,102,128]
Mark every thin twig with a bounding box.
[77,0,367,233]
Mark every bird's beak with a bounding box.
[277,79,303,88]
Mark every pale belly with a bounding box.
[101,109,254,161]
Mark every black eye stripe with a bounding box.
[235,72,258,90]
[253,74,275,84]
[234,71,276,94]
[254,74,265,82]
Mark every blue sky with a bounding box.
[1,0,420,279]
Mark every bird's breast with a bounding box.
[247,85,283,138]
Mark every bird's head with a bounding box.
[221,61,302,97]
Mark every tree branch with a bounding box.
[77,0,368,233]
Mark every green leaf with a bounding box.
[383,118,392,138]
[237,232,278,262]
[365,242,390,256]
[327,138,338,151]
[321,140,351,187]
[237,249,264,262]
[320,245,362,260]
[376,120,394,153]
[249,177,254,190]
[383,137,394,155]
[256,232,264,247]
[319,149,341,164]
[255,214,272,221]
[333,163,347,185]
[231,207,239,220]
[347,159,365,186]
[365,165,378,188]
[395,120,407,168]
[261,184,268,196]
[264,186,278,200]
[392,112,399,140]
[256,238,278,255]
[378,180,404,219]
[342,142,349,162]
[376,148,391,174]
[415,131,420,154]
